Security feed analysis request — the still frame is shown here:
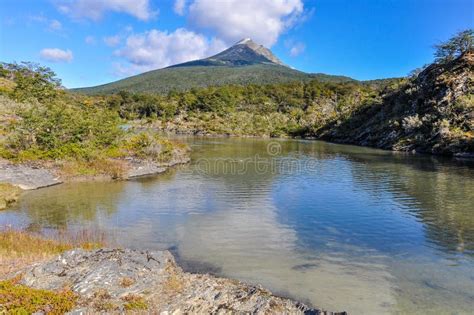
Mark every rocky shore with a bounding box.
[15,248,345,314]
[0,153,190,210]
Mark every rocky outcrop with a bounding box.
[317,53,474,155]
[126,150,190,178]
[18,248,345,314]
[0,144,189,189]
[0,159,61,190]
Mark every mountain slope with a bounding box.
[316,53,474,155]
[73,39,353,95]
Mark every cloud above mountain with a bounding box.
[186,0,304,46]
[40,48,73,62]
[114,28,226,75]
[55,0,156,21]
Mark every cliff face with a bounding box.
[318,53,474,155]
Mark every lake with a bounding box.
[1,137,473,314]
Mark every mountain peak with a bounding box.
[169,38,285,68]
[210,39,285,66]
[235,38,253,45]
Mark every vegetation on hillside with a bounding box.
[103,78,401,138]
[73,64,354,95]
[435,29,473,63]
[0,62,188,177]
[317,29,473,154]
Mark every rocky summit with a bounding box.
[18,248,346,314]
[171,38,285,67]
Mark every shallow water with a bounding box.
[2,137,474,314]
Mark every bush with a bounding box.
[2,99,123,161]
[122,133,175,162]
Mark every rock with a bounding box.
[0,159,61,190]
[17,248,344,314]
[127,154,190,178]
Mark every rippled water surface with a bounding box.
[2,138,474,314]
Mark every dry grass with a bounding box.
[0,228,105,277]
[164,262,184,293]
[89,288,116,312]
[58,158,129,180]
[120,277,135,288]
[0,183,21,210]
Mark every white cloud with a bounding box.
[174,0,187,15]
[104,35,121,47]
[114,28,226,75]
[30,15,63,32]
[187,0,304,47]
[40,48,73,63]
[85,36,96,45]
[285,40,305,57]
[49,19,62,31]
[55,0,156,21]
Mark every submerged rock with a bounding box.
[19,248,345,314]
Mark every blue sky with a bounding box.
[1,0,472,88]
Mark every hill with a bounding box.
[73,39,353,95]
[316,53,474,155]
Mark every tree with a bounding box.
[0,62,62,102]
[434,29,473,63]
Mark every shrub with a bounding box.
[0,279,77,315]
[123,133,175,162]
[402,114,423,132]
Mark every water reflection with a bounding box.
[10,181,126,228]
[1,137,473,314]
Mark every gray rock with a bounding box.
[127,155,190,178]
[19,248,345,314]
[0,159,61,190]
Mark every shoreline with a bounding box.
[0,153,189,211]
[16,247,345,314]
[137,123,474,159]
[0,232,345,314]
[0,153,189,190]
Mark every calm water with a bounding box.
[2,137,474,314]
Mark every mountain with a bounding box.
[316,53,474,155]
[73,39,353,95]
[170,38,285,67]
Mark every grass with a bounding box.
[0,228,105,277]
[120,277,135,288]
[0,277,77,315]
[89,288,116,312]
[0,228,107,313]
[58,158,129,180]
[0,183,21,210]
[121,294,148,311]
[164,262,184,293]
